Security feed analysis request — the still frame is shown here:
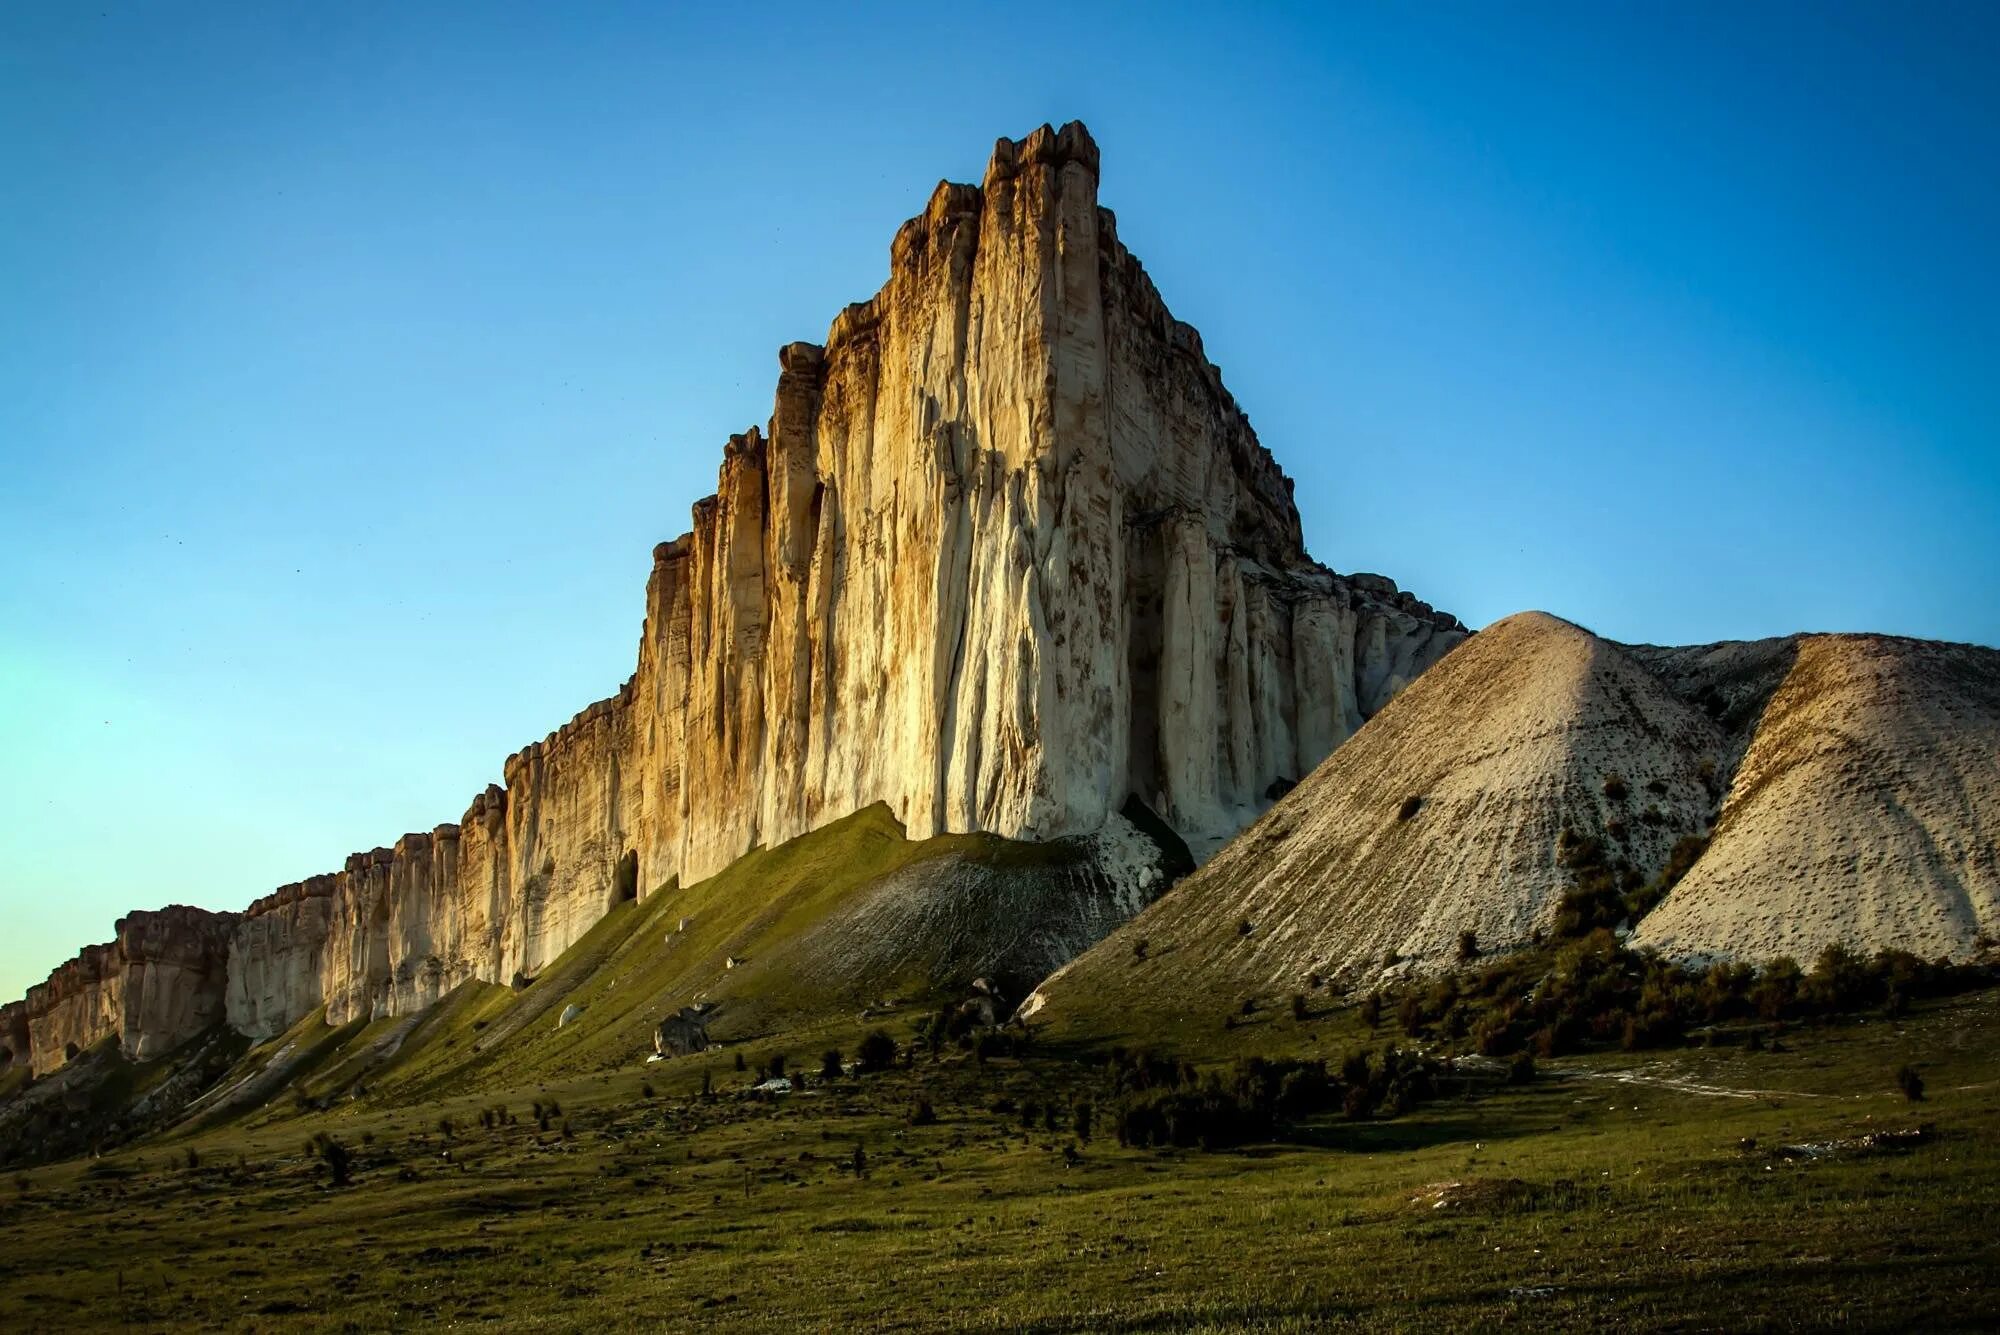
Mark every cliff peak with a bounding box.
[7,122,1463,1072]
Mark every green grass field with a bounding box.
[4,981,1996,1330]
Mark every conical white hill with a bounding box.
[1026,612,1722,1027]
[1632,634,2000,963]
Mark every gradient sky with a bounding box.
[3,2,1996,1000]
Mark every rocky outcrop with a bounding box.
[18,907,237,1076]
[7,121,1462,1067]
[0,1003,27,1071]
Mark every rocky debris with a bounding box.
[964,978,1006,1028]
[9,120,1461,1060]
[654,1005,712,1057]
[1410,1179,1534,1212]
[1774,1125,1934,1160]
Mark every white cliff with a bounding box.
[9,122,1464,1061]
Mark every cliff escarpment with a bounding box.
[8,122,1462,1070]
[16,907,237,1077]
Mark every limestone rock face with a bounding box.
[0,1003,27,1071]
[1632,634,2000,962]
[10,122,1463,1059]
[18,907,237,1075]
[624,122,1463,881]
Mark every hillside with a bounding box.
[1027,614,2000,1039]
[1633,633,2000,961]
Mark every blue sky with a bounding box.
[2,2,1996,999]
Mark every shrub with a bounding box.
[1897,1065,1925,1102]
[1359,993,1382,1028]
[1457,930,1479,963]
[1073,1101,1093,1143]
[1602,775,1629,801]
[1238,918,1254,938]
[310,1134,351,1188]
[856,1030,897,1074]
[1506,1049,1536,1084]
[640,1082,654,1099]
[766,1053,787,1081]
[1398,795,1424,821]
[1397,994,1425,1036]
[1133,939,1149,961]
[1291,993,1309,1022]
[820,1049,843,1081]
[908,1099,937,1127]
[734,1052,746,1073]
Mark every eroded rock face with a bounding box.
[0,1003,27,1071]
[18,907,237,1075]
[10,122,1462,1058]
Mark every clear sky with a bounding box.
[3,3,1996,1000]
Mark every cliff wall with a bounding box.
[17,907,236,1076]
[9,122,1463,1062]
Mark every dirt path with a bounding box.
[1563,1064,1842,1101]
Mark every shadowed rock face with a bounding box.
[8,122,1463,1060]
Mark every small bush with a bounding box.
[908,1099,937,1126]
[1133,939,1149,961]
[1897,1065,1925,1102]
[1397,994,1425,1036]
[310,1134,352,1188]
[1506,1049,1536,1085]
[1290,993,1309,1022]
[1457,930,1479,963]
[1073,1102,1093,1143]
[1359,993,1382,1028]
[1238,918,1254,938]
[856,1030,897,1074]
[1602,775,1629,801]
[640,1082,654,1099]
[1398,795,1424,822]
[820,1049,843,1081]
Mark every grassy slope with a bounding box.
[197,804,1045,1119]
[2,990,1995,1330]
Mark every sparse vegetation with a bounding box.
[1374,934,1991,1061]
[1898,1064,1926,1101]
[855,1030,897,1074]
